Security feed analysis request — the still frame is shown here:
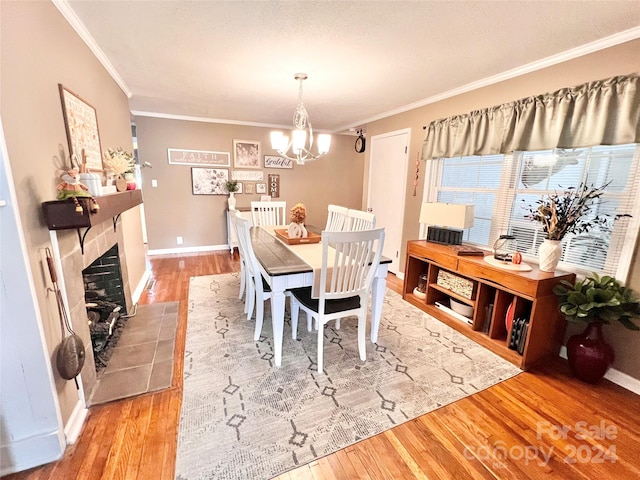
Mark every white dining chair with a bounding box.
[346,209,376,231]
[289,228,385,373]
[251,201,287,227]
[230,211,271,340]
[325,204,349,232]
[228,208,247,302]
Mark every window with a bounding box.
[424,144,640,279]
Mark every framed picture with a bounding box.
[59,84,103,171]
[264,155,293,169]
[191,168,229,195]
[231,170,264,181]
[168,149,230,167]
[268,174,280,198]
[233,140,261,168]
[256,183,267,194]
[245,182,255,195]
[235,182,243,194]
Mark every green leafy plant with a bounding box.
[522,182,610,240]
[103,147,135,175]
[553,273,640,330]
[225,180,239,193]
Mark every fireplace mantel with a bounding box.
[42,190,143,253]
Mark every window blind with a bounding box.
[424,144,640,280]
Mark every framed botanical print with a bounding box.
[233,140,261,168]
[256,183,267,194]
[59,84,103,171]
[191,168,229,195]
[244,182,255,194]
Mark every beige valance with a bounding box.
[422,74,640,160]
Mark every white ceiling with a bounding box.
[61,1,640,133]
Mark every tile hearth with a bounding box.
[88,302,178,405]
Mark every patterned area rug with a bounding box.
[176,274,521,480]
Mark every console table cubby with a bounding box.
[403,240,575,370]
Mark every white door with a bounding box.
[368,129,410,274]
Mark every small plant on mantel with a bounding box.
[103,147,135,176]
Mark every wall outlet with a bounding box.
[176,236,183,245]
[151,179,158,187]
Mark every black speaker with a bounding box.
[427,226,463,245]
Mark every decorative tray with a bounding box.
[274,228,322,245]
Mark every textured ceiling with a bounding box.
[64,1,640,133]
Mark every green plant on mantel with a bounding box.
[103,147,135,176]
[225,180,239,193]
[553,273,640,330]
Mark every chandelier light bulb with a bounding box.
[317,134,331,155]
[292,129,306,154]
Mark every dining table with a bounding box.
[250,225,391,367]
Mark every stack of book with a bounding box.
[509,316,530,355]
[450,245,486,256]
[482,303,494,333]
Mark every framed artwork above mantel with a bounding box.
[58,84,103,171]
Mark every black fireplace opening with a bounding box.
[82,244,128,373]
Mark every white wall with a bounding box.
[0,122,65,475]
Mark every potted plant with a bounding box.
[553,273,640,383]
[103,148,136,191]
[225,180,239,209]
[523,182,610,272]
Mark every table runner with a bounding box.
[259,225,330,297]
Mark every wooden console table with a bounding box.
[403,241,575,370]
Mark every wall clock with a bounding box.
[355,132,366,153]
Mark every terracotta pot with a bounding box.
[566,322,615,384]
[124,173,136,190]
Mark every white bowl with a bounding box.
[449,298,473,318]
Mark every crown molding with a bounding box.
[130,110,337,134]
[52,0,132,98]
[335,26,640,133]
[130,111,290,129]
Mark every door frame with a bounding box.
[367,128,411,274]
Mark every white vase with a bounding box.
[228,192,236,210]
[539,239,563,272]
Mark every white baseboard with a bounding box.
[64,400,88,445]
[559,346,640,395]
[146,244,229,256]
[603,368,640,395]
[396,272,405,281]
[131,269,151,304]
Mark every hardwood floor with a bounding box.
[6,251,640,480]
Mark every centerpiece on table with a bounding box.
[103,147,136,192]
[288,203,308,238]
[523,182,610,272]
[553,273,640,383]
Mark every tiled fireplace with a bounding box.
[50,217,133,404]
